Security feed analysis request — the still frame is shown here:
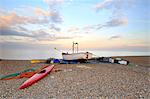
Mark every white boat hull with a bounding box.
[62,52,92,60]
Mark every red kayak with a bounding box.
[19,65,55,89]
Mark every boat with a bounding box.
[62,42,93,60]
[19,65,54,89]
[62,52,93,60]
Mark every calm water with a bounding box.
[1,49,149,60]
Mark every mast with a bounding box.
[72,42,78,53]
[72,42,74,53]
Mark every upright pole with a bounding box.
[72,42,74,53]
[72,42,79,53]
[77,43,78,53]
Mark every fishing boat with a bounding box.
[62,52,93,60]
[62,42,93,60]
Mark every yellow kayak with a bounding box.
[31,60,45,63]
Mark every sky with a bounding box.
[0,0,150,59]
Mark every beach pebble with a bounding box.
[50,76,55,79]
[0,60,149,98]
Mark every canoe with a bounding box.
[19,65,54,89]
[0,68,35,80]
[1,65,50,80]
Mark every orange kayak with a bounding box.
[19,65,55,89]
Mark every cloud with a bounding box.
[105,17,128,27]
[94,0,113,11]
[81,17,128,31]
[0,26,74,42]
[94,0,134,12]
[50,11,62,23]
[65,16,128,34]
[82,25,96,33]
[0,5,63,31]
[35,7,50,17]
[0,27,32,37]
[93,0,133,30]
[0,9,9,15]
[44,0,63,24]
[68,27,80,32]
[0,0,65,37]
[0,12,49,28]
[44,0,64,6]
[42,0,64,32]
[49,24,61,32]
[109,35,121,40]
[0,4,64,39]
[35,7,62,24]
[67,26,96,34]
[32,29,73,41]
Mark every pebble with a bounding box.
[50,76,55,79]
[0,60,149,99]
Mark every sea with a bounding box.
[0,49,149,60]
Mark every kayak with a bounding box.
[19,65,54,89]
[0,68,35,80]
[31,60,45,63]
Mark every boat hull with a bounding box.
[19,65,54,89]
[62,52,92,60]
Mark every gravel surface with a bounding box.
[0,57,150,99]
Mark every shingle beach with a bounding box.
[0,56,150,99]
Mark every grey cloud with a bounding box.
[0,26,53,40]
[0,4,62,31]
[27,17,49,24]
[82,17,128,31]
[0,26,73,41]
[44,0,63,32]
[0,9,9,15]
[49,24,61,31]
[94,0,132,30]
[105,17,128,27]
[0,27,32,37]
[94,0,114,11]
[95,24,104,30]
[17,26,29,32]
[96,17,128,30]
[44,0,64,6]
[50,11,62,23]
[44,0,63,24]
[31,30,56,41]
[94,0,134,12]
[109,35,121,40]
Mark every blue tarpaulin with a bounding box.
[53,59,60,63]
